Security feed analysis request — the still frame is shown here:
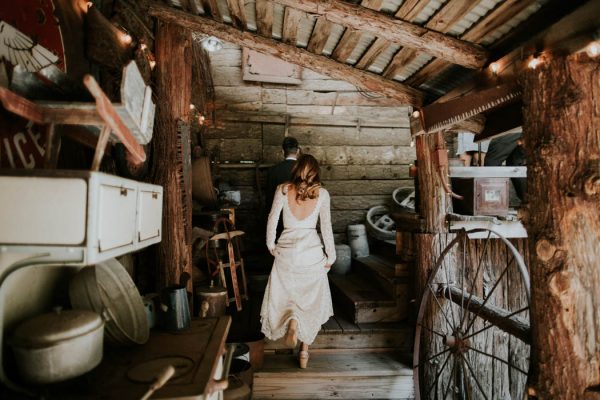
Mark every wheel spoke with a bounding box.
[465,345,528,375]
[464,259,512,334]
[424,351,452,399]
[442,250,458,330]
[414,347,451,370]
[418,322,446,338]
[459,231,492,330]
[462,306,530,341]
[428,284,455,332]
[460,353,489,400]
[442,355,457,400]
[460,233,467,329]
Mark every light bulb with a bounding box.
[121,33,132,45]
[586,42,600,58]
[489,62,499,74]
[528,57,541,70]
[412,110,420,118]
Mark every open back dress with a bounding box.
[260,184,336,345]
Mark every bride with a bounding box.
[260,154,336,368]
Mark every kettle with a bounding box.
[159,285,191,331]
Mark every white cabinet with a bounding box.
[0,171,163,265]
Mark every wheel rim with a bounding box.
[414,228,531,400]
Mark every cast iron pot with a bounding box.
[10,308,104,384]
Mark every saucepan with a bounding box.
[10,307,104,384]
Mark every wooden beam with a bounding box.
[202,0,222,21]
[386,0,480,81]
[361,0,384,11]
[332,28,362,62]
[255,0,273,37]
[406,0,538,87]
[306,17,334,54]
[150,4,424,105]
[441,285,531,344]
[270,0,488,68]
[282,6,302,45]
[394,0,428,20]
[226,0,247,29]
[355,37,389,70]
[449,166,527,178]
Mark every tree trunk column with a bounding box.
[522,53,600,399]
[415,132,450,295]
[153,22,193,292]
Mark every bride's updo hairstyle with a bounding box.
[290,154,321,201]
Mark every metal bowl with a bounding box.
[69,258,149,345]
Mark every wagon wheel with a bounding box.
[414,228,531,400]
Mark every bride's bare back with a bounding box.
[285,184,319,221]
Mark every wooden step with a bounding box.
[353,254,409,298]
[371,238,399,259]
[253,352,415,399]
[329,273,405,324]
[265,312,413,351]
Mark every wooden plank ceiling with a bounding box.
[156,0,553,105]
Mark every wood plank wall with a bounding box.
[205,42,415,247]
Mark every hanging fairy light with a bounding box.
[528,56,542,70]
[586,41,600,58]
[412,110,420,118]
[489,62,500,75]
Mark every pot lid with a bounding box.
[12,308,103,347]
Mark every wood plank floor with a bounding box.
[254,352,415,399]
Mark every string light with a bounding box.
[489,62,500,74]
[412,110,420,118]
[198,115,206,125]
[528,56,542,70]
[140,43,148,51]
[120,32,133,45]
[190,104,196,110]
[586,41,600,58]
[149,60,156,69]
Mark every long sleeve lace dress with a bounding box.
[260,184,336,345]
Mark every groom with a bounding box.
[266,137,300,238]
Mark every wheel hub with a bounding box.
[444,333,469,354]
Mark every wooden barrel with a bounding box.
[195,284,227,317]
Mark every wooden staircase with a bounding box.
[254,244,415,399]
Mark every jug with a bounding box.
[159,285,191,331]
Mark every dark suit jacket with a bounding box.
[266,159,295,210]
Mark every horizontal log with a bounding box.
[324,180,410,195]
[205,122,262,139]
[149,4,424,105]
[271,0,488,69]
[331,210,366,233]
[263,145,416,165]
[441,284,531,344]
[262,124,411,146]
[205,138,262,161]
[215,111,410,127]
[321,165,411,180]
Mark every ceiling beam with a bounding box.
[149,4,424,105]
[270,0,488,69]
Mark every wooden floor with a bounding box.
[253,352,414,399]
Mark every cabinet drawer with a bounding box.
[0,177,87,245]
[138,188,162,242]
[98,183,137,252]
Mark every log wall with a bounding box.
[205,42,415,246]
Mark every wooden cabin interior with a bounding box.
[0,0,598,399]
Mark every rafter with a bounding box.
[149,3,424,105]
[270,0,488,69]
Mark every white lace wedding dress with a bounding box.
[260,184,336,345]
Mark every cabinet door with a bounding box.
[0,177,87,245]
[98,183,137,252]
[138,189,162,242]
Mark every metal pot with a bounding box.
[159,285,191,332]
[10,308,104,384]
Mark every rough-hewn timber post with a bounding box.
[415,132,450,294]
[153,22,193,292]
[522,53,600,399]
